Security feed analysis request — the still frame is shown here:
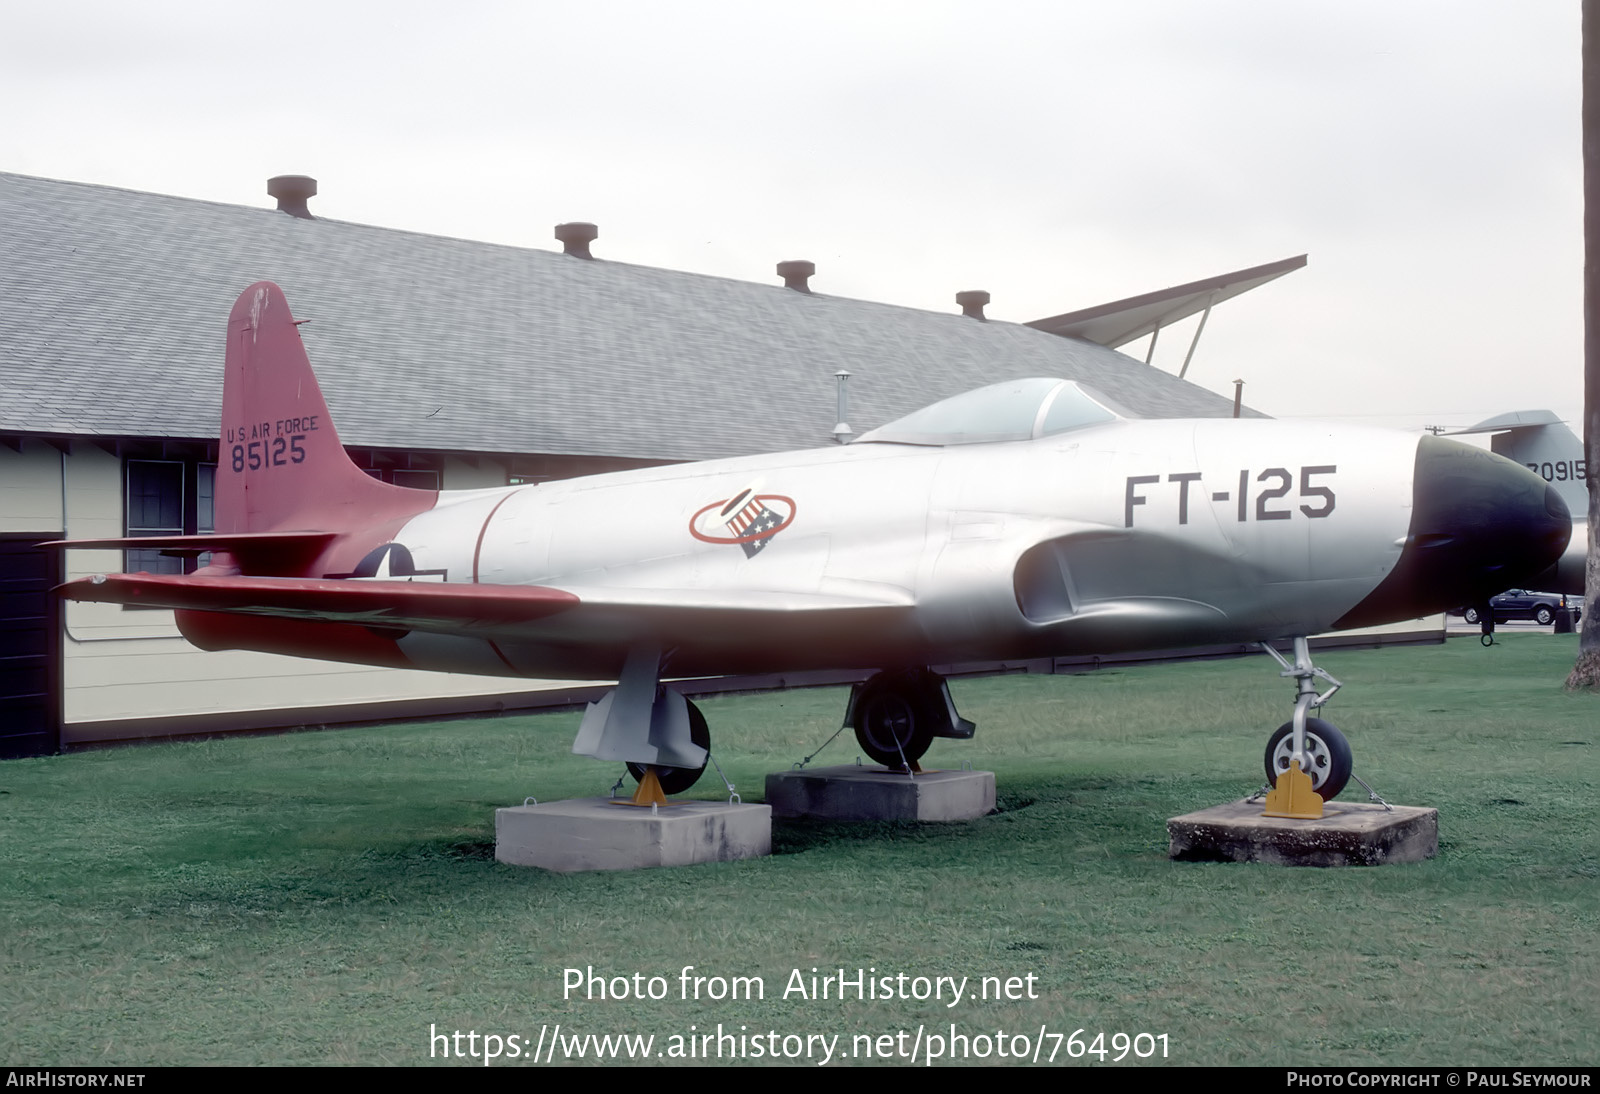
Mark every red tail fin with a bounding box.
[218,282,435,536]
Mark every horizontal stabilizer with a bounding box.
[43,532,336,552]
[1446,410,1567,436]
[57,573,580,630]
[42,532,336,565]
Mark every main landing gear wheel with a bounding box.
[852,672,935,769]
[626,698,711,796]
[1264,718,1352,801]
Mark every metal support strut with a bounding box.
[1261,637,1341,777]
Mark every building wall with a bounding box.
[0,443,65,533]
[442,455,508,490]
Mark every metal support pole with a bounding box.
[1290,636,1315,774]
[832,369,852,444]
[1178,293,1216,380]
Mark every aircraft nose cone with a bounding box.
[1335,436,1571,629]
[1408,435,1571,589]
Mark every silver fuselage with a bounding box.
[386,418,1431,679]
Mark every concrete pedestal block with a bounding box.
[765,765,996,822]
[1167,799,1438,867]
[495,798,772,872]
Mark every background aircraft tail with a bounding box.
[1448,411,1585,514]
[1448,411,1587,595]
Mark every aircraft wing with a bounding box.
[55,573,914,637]
[555,584,914,613]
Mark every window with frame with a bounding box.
[125,458,215,575]
[348,448,442,490]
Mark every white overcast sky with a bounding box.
[2,1,1583,432]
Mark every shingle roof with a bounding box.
[0,172,1254,461]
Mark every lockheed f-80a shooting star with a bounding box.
[54,283,1571,808]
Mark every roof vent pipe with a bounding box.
[555,222,598,258]
[956,290,990,320]
[267,175,317,220]
[832,369,852,444]
[777,260,815,293]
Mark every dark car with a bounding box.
[1462,590,1581,627]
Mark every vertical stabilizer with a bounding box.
[217,282,437,536]
[1449,411,1585,514]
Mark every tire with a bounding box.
[852,672,935,768]
[1535,606,1554,626]
[1263,718,1353,801]
[626,698,710,795]
[1463,607,1480,625]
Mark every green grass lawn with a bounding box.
[2,635,1596,1066]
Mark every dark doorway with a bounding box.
[0,535,62,758]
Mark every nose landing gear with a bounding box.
[1260,637,1351,817]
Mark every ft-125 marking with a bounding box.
[1125,466,1337,527]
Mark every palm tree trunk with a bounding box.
[1568,0,1600,688]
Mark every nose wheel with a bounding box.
[1264,718,1352,801]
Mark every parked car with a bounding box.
[1461,590,1581,627]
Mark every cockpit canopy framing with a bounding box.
[856,377,1128,447]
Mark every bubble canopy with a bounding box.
[856,378,1128,446]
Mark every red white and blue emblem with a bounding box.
[335,542,448,582]
[690,487,797,558]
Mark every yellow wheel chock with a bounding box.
[626,768,670,808]
[1262,760,1325,819]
